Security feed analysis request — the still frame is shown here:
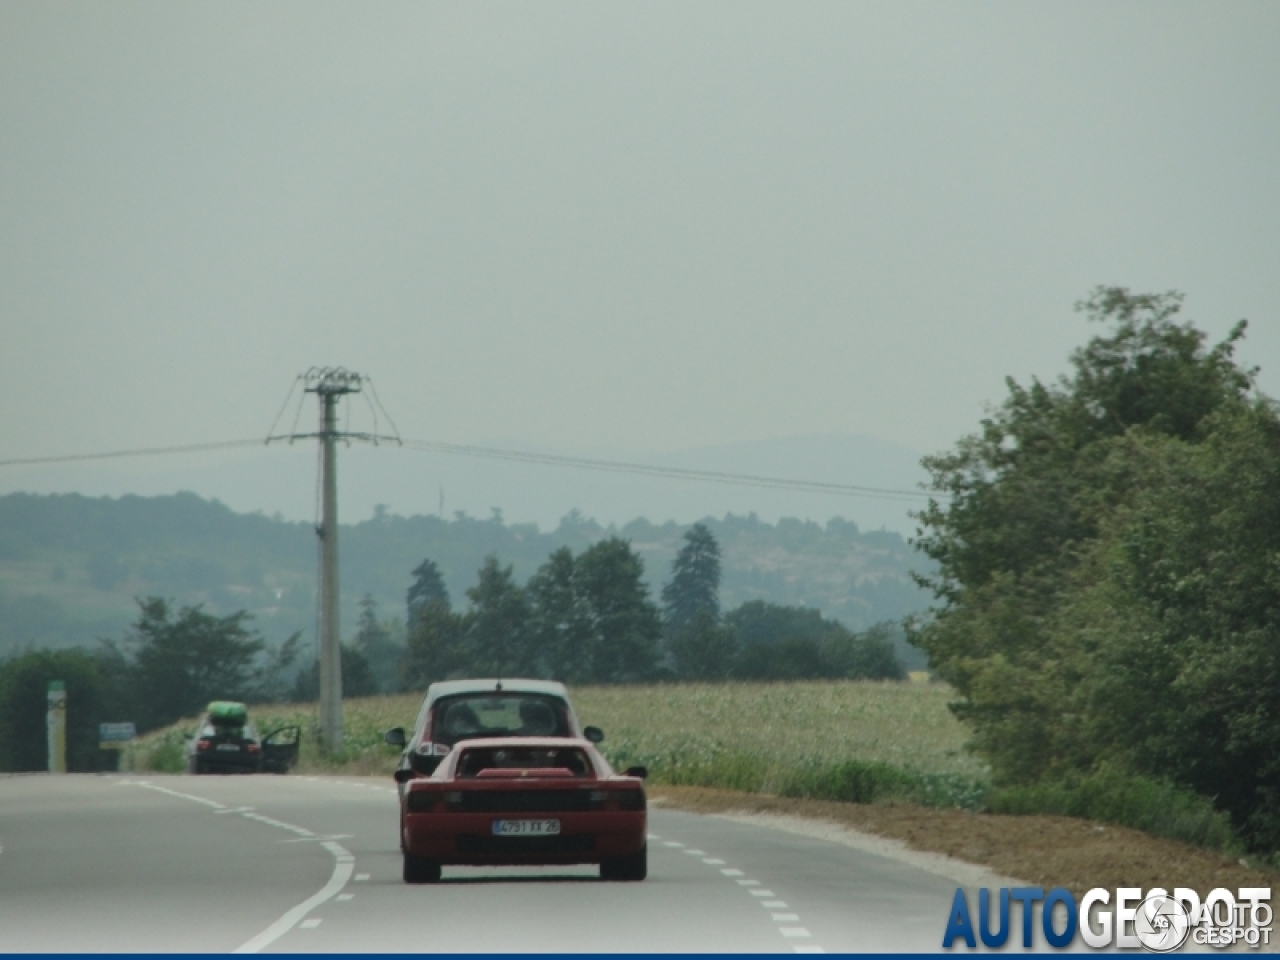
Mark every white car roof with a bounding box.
[412,678,579,739]
[424,678,569,705]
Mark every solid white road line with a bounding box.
[234,846,353,953]
[125,781,356,954]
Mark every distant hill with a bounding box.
[0,492,933,658]
[0,432,931,533]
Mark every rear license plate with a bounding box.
[492,819,560,836]
[216,744,241,752]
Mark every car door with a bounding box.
[260,726,301,773]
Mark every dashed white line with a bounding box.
[657,834,825,954]
[299,918,322,929]
[336,893,354,902]
[355,874,370,882]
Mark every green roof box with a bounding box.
[208,701,248,726]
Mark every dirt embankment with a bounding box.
[653,785,1274,898]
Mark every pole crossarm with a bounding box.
[265,367,402,448]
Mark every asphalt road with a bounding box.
[0,773,963,953]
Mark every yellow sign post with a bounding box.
[47,680,66,773]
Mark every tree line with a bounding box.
[0,600,300,772]
[913,286,1280,852]
[0,523,903,772]
[362,524,904,689]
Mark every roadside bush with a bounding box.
[781,759,987,810]
[988,767,1240,852]
[0,649,117,772]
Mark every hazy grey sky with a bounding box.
[2,2,1277,527]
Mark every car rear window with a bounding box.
[431,694,570,744]
[456,745,594,778]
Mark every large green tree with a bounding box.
[526,547,596,683]
[662,523,722,633]
[576,538,663,683]
[911,287,1280,847]
[121,597,299,730]
[407,558,451,622]
[458,556,534,678]
[352,592,405,694]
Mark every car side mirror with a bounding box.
[384,727,406,748]
[624,765,648,780]
[583,726,604,744]
[393,768,414,784]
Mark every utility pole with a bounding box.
[267,367,400,751]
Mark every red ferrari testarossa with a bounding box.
[395,736,648,883]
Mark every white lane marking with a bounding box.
[336,893,354,902]
[299,918,322,929]
[355,874,370,882]
[135,783,225,809]
[660,834,825,954]
[216,806,254,815]
[126,781,355,954]
[235,843,353,953]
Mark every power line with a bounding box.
[0,439,264,468]
[0,435,940,502]
[398,439,934,502]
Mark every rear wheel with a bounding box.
[403,851,442,884]
[600,844,647,882]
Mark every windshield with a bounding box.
[457,745,594,778]
[430,693,570,745]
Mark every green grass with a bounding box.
[576,680,985,785]
[125,679,988,794]
[988,767,1241,852]
[120,680,1245,851]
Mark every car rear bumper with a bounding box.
[404,810,646,865]
[193,753,260,773]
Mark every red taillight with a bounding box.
[247,743,261,753]
[601,789,646,811]
[406,789,441,813]
[196,739,212,752]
